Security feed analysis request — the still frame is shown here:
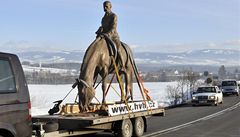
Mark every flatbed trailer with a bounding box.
[32,104,164,137]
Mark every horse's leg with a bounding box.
[125,70,133,101]
[129,72,133,101]
[101,67,108,107]
[124,72,129,100]
[117,73,125,102]
[102,77,107,105]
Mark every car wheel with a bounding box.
[214,98,218,106]
[220,99,223,104]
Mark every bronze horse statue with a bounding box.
[77,36,134,112]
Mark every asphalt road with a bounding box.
[75,95,240,137]
[154,104,240,137]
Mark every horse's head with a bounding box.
[76,79,96,112]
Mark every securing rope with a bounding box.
[128,49,153,113]
[110,84,121,98]
[129,53,146,100]
[104,73,116,97]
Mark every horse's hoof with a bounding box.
[120,100,125,103]
[126,96,132,101]
[119,67,126,72]
[100,105,107,110]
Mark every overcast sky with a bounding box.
[0,0,239,53]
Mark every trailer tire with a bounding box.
[43,122,59,133]
[114,119,133,137]
[132,117,144,137]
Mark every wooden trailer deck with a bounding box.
[33,108,164,129]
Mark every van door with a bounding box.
[0,53,32,137]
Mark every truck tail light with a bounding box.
[27,101,32,121]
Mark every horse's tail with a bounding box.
[122,43,152,101]
[121,42,133,67]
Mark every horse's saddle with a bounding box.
[101,34,117,58]
[101,34,130,67]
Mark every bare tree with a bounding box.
[166,85,181,106]
[177,73,188,103]
[218,65,226,80]
[188,72,199,89]
[186,71,200,98]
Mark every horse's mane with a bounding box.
[80,38,104,72]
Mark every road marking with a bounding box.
[143,102,240,137]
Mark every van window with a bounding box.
[222,81,237,86]
[0,59,16,93]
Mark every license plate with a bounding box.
[199,101,207,103]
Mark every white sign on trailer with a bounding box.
[108,101,158,116]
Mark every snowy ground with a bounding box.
[29,82,177,116]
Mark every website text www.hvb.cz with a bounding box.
[108,101,158,116]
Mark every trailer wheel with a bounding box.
[114,119,133,137]
[43,122,59,133]
[132,117,144,137]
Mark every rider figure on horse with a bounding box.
[96,1,124,68]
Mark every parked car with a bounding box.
[192,86,223,106]
[221,79,239,96]
[0,52,32,137]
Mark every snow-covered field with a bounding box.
[29,82,177,116]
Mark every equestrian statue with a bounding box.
[77,1,135,112]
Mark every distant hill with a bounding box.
[15,49,240,67]
[134,49,240,66]
[10,48,239,84]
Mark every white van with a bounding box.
[221,79,240,96]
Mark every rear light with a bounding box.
[28,101,31,109]
[27,101,32,121]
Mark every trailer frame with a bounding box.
[32,107,164,137]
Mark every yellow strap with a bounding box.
[111,56,132,114]
[111,56,125,99]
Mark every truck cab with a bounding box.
[0,52,32,137]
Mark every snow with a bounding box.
[29,82,177,116]
[203,50,211,53]
[167,55,184,59]
[23,65,77,75]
